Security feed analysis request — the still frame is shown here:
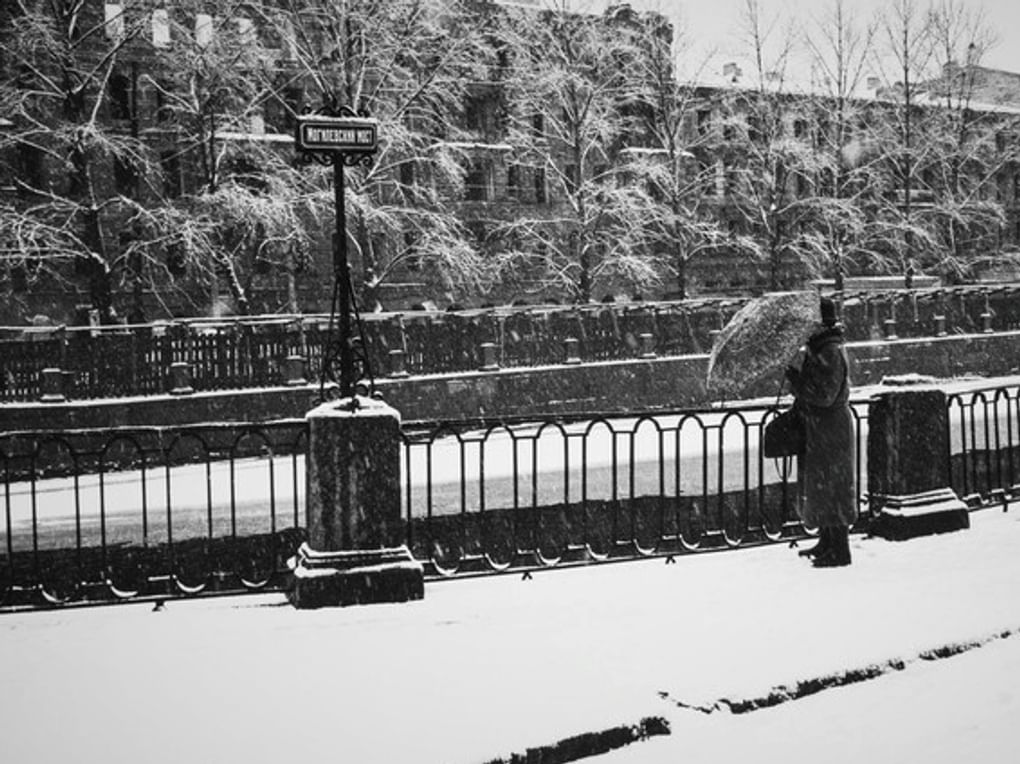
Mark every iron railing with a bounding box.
[0,422,308,608]
[398,401,869,576]
[0,397,868,609]
[947,384,1020,507]
[3,381,1018,610]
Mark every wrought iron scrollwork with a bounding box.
[292,101,379,406]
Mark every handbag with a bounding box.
[763,405,805,458]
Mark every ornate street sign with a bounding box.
[295,115,378,154]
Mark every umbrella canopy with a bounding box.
[706,291,821,400]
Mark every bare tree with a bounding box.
[719,0,817,290]
[923,0,1015,280]
[620,7,731,299]
[801,0,878,288]
[492,1,659,303]
[868,0,941,277]
[0,0,154,321]
[254,0,496,309]
[119,0,321,316]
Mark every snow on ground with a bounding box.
[1,506,1019,764]
[597,635,1020,764]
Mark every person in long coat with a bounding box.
[785,297,856,567]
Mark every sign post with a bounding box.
[294,110,379,403]
[290,110,422,610]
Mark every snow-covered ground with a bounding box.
[0,506,1018,764]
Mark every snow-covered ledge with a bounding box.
[867,380,970,541]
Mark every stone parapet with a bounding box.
[7,330,1020,430]
[867,385,969,541]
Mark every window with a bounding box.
[465,160,489,202]
[534,166,547,203]
[507,163,520,198]
[531,113,544,137]
[796,173,810,197]
[195,14,214,47]
[18,142,44,192]
[114,155,136,191]
[152,9,170,47]
[166,244,186,276]
[279,19,299,61]
[699,159,714,196]
[467,222,488,246]
[816,117,830,146]
[564,163,578,194]
[104,4,124,41]
[399,160,415,188]
[236,18,255,47]
[109,72,131,120]
[154,80,172,122]
[278,87,303,132]
[747,115,762,143]
[465,94,491,133]
[697,109,711,136]
[161,151,182,197]
[819,168,835,197]
[793,119,808,139]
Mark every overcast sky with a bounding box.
[596,0,1020,77]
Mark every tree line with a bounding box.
[1,0,1018,323]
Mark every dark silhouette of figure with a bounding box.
[785,297,856,567]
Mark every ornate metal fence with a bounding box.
[5,381,1019,611]
[399,401,869,576]
[0,422,308,608]
[946,384,1020,507]
[0,397,869,609]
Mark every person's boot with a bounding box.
[798,528,829,558]
[813,527,851,567]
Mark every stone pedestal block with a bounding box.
[169,361,193,395]
[295,396,414,608]
[287,543,423,609]
[284,354,307,386]
[39,367,66,403]
[388,348,408,378]
[306,396,402,551]
[479,342,499,371]
[564,337,581,364]
[868,387,969,541]
[639,333,656,359]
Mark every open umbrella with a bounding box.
[706,291,821,400]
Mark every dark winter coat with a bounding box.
[786,324,857,529]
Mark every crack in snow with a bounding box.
[661,627,1019,715]
[481,716,670,764]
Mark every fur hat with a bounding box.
[820,297,838,326]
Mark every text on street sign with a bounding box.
[296,116,378,153]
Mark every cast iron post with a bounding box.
[294,107,378,403]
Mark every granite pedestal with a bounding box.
[288,396,423,608]
[867,386,969,540]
